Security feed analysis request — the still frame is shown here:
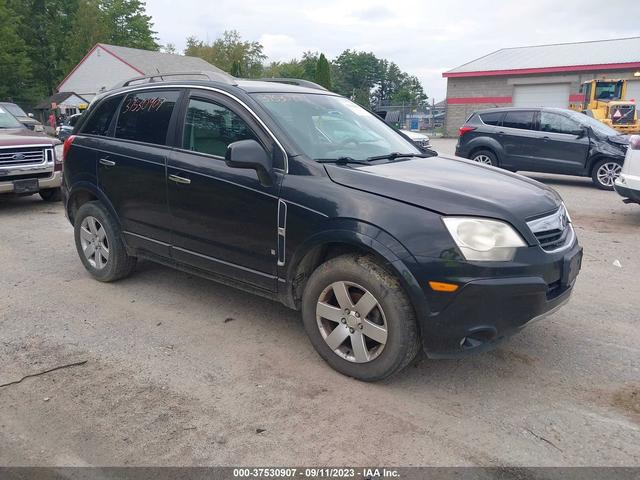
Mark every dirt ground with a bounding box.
[0,138,639,466]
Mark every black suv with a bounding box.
[456,107,629,190]
[62,73,582,381]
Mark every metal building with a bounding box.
[443,37,640,136]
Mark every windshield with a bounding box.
[251,93,420,161]
[0,106,24,128]
[2,103,27,117]
[564,110,619,137]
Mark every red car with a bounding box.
[0,105,62,201]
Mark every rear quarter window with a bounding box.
[115,90,180,145]
[81,95,123,136]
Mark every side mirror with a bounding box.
[27,113,34,118]
[573,126,588,138]
[225,139,273,186]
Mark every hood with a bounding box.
[607,134,630,146]
[324,154,562,237]
[15,116,40,125]
[0,128,59,147]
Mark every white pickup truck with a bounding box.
[0,106,63,201]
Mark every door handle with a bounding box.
[168,174,191,185]
[99,158,115,167]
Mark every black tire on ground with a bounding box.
[591,158,622,190]
[39,188,62,202]
[301,254,420,381]
[470,149,498,166]
[73,201,136,282]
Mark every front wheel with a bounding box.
[591,159,622,190]
[301,254,420,381]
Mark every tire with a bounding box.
[301,254,420,381]
[591,158,622,190]
[470,149,497,166]
[73,201,136,282]
[39,188,62,202]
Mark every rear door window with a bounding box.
[502,111,535,130]
[81,95,123,136]
[479,112,503,126]
[115,90,180,145]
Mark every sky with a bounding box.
[146,0,640,102]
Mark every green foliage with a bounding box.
[101,0,158,51]
[315,53,331,90]
[2,0,158,107]
[0,1,40,105]
[184,30,266,78]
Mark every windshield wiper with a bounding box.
[315,157,370,165]
[366,152,430,161]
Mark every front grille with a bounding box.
[0,146,47,166]
[527,205,573,252]
[610,104,636,125]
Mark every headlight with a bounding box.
[443,217,526,261]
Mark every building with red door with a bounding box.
[443,37,640,136]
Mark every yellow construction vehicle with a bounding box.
[569,79,640,134]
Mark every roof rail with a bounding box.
[258,78,328,91]
[112,71,237,89]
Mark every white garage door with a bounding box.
[626,80,640,102]
[512,84,571,108]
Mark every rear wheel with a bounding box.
[591,159,622,190]
[471,149,497,166]
[301,254,420,381]
[39,188,62,202]
[74,201,136,282]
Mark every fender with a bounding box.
[66,180,119,227]
[280,219,430,327]
[463,136,506,164]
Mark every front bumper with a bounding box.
[419,241,583,358]
[614,174,640,203]
[0,170,62,194]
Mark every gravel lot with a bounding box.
[1,138,639,466]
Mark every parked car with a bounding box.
[0,106,62,201]
[57,113,82,141]
[0,102,44,132]
[63,75,582,381]
[400,129,431,150]
[614,135,640,204]
[455,107,629,190]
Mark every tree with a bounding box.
[0,1,39,105]
[263,60,305,79]
[332,50,382,107]
[315,53,331,90]
[64,0,109,71]
[100,0,158,50]
[185,30,266,78]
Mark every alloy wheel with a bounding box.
[473,154,492,165]
[79,216,110,269]
[316,281,388,363]
[596,162,621,187]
